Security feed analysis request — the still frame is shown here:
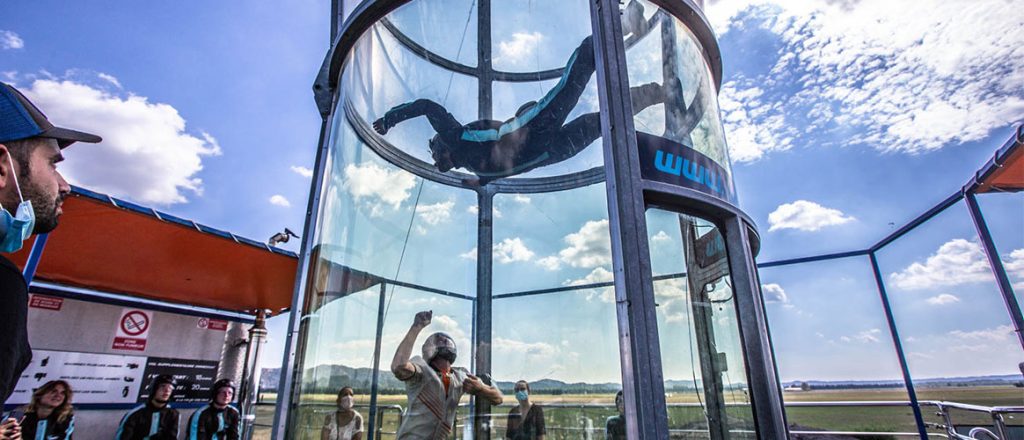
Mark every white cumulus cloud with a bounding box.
[268,194,291,207]
[290,165,313,178]
[840,328,882,344]
[761,283,788,303]
[948,324,1014,342]
[557,219,612,268]
[1,30,24,50]
[97,73,122,89]
[495,32,544,68]
[888,239,995,290]
[706,0,1024,161]
[926,293,960,306]
[21,79,221,205]
[416,201,454,226]
[343,163,416,216]
[768,200,855,232]
[494,237,535,264]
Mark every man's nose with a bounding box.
[57,172,71,195]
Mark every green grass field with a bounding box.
[253,386,1023,439]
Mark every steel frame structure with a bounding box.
[272,0,803,438]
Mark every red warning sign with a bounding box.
[196,318,229,331]
[29,295,63,311]
[113,309,152,351]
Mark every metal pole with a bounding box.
[964,191,1024,350]
[272,113,335,439]
[366,282,387,440]
[868,252,929,439]
[241,310,269,440]
[590,0,669,438]
[21,233,49,283]
[473,189,495,440]
[722,217,789,438]
[477,0,492,121]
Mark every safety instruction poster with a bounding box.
[8,350,147,405]
[137,357,220,404]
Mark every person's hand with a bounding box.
[372,116,391,135]
[0,418,21,440]
[463,374,485,394]
[413,310,432,329]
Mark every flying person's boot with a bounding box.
[621,0,650,38]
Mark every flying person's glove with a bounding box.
[372,112,397,135]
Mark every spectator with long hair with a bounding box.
[21,380,75,439]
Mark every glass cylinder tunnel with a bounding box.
[275,0,786,439]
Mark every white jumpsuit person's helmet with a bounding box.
[422,332,457,363]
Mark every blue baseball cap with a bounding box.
[0,82,101,148]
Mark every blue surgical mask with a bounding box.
[0,154,35,253]
[515,390,528,402]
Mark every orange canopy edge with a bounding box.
[5,187,298,315]
[975,125,1024,194]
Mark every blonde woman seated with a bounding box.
[22,380,75,440]
[321,387,363,440]
[505,380,545,440]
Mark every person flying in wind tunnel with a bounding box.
[373,22,671,184]
[391,311,503,439]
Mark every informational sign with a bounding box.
[636,132,737,204]
[197,317,228,331]
[113,308,152,351]
[138,357,220,404]
[8,350,147,405]
[28,295,64,311]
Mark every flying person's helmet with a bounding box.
[422,332,457,364]
[428,135,456,173]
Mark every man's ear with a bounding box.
[0,144,10,192]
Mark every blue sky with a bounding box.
[2,0,1022,387]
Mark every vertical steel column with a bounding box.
[272,112,335,439]
[477,0,492,121]
[964,191,1024,350]
[241,310,268,440]
[868,252,929,439]
[21,233,49,283]
[366,282,387,440]
[473,188,496,439]
[590,0,669,438]
[722,217,788,439]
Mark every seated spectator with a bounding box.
[188,379,240,440]
[605,390,626,440]
[116,374,179,440]
[322,386,363,440]
[505,380,545,440]
[21,380,75,439]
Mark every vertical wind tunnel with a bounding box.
[275,0,786,439]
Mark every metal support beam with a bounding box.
[240,310,268,440]
[723,217,788,439]
[964,191,1024,350]
[473,189,495,439]
[366,282,388,440]
[22,233,49,283]
[477,0,492,121]
[868,252,929,440]
[272,113,334,439]
[590,0,669,438]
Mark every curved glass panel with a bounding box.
[490,0,593,73]
[626,0,737,204]
[385,0,478,68]
[646,209,756,439]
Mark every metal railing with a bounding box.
[253,402,404,439]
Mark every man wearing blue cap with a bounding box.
[0,82,101,438]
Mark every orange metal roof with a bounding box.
[975,125,1024,194]
[4,188,298,315]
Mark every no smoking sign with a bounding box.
[113,308,152,351]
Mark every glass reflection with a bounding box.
[647,208,755,439]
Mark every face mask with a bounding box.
[515,390,529,402]
[339,395,354,410]
[0,154,34,253]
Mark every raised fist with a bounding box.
[413,310,432,328]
